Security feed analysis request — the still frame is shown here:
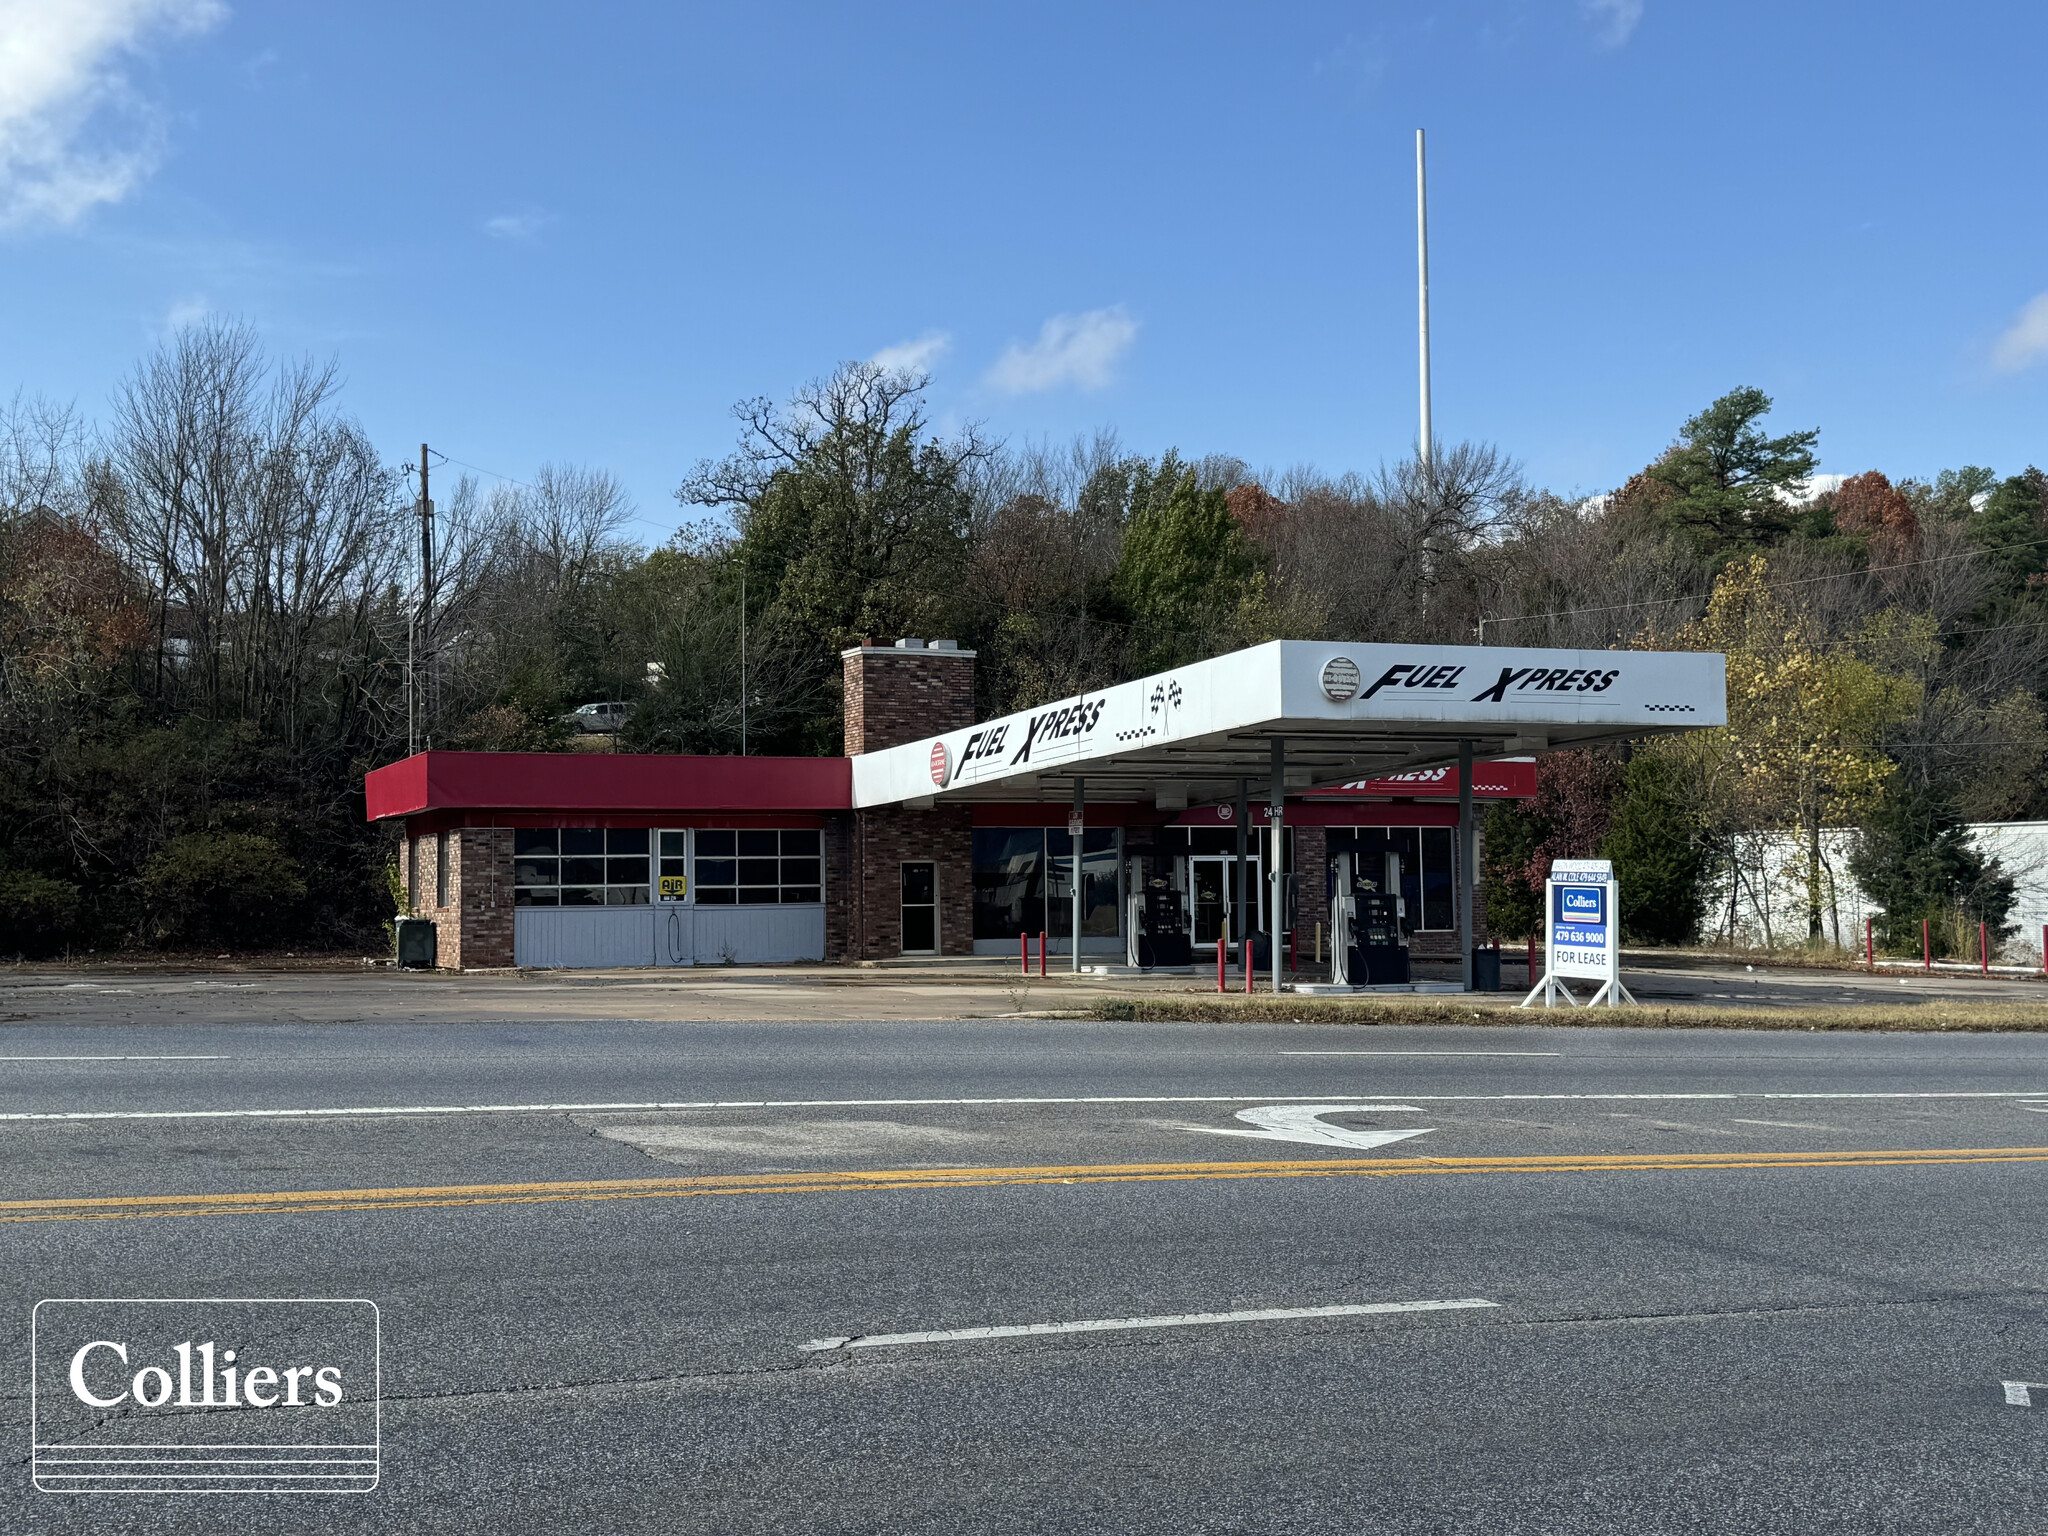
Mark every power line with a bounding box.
[426,450,541,494]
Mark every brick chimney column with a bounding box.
[841,640,977,755]
[840,640,979,961]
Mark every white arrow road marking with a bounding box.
[1184,1104,1435,1152]
[2004,1380,2047,1406]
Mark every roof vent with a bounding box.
[894,637,923,650]
[928,639,958,651]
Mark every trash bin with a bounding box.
[1246,932,1272,971]
[396,916,438,969]
[1471,946,1501,992]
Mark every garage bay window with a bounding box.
[513,829,651,906]
[693,829,822,904]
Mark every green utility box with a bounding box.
[395,916,438,969]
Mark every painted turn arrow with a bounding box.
[1185,1104,1435,1152]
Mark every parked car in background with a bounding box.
[563,700,633,734]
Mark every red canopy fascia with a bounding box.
[364,751,852,822]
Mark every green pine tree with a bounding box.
[1598,754,1709,945]
[1645,386,1819,559]
[1848,780,2016,954]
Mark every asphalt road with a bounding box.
[3,984,2047,1532]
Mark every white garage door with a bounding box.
[514,908,654,968]
[510,825,826,968]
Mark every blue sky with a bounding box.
[4,1,2047,543]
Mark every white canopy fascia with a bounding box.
[850,639,1727,809]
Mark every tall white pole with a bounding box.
[1416,129,1432,468]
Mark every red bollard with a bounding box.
[1290,928,1297,977]
[1021,933,1029,975]
[1216,939,1226,993]
[1527,933,1537,978]
[1982,920,1989,975]
[1039,931,1047,978]
[1923,918,1931,972]
[1865,916,1873,971]
[1244,942,1254,995]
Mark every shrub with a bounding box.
[0,869,83,957]
[142,832,307,948]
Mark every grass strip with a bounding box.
[1084,996,2048,1031]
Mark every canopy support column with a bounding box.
[1269,737,1284,995]
[1458,738,1475,992]
[1072,778,1085,974]
[1234,778,1248,975]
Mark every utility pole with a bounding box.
[1416,129,1433,470]
[739,563,747,756]
[417,444,434,751]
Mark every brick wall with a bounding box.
[841,644,976,755]
[823,811,855,962]
[1293,824,1329,943]
[847,806,974,959]
[399,826,514,968]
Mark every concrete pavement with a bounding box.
[3,1005,2047,1531]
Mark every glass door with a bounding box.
[1191,857,1228,948]
[1191,855,1262,951]
[901,862,938,954]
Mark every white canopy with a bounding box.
[852,639,1725,809]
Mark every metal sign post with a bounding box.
[1520,858,1635,1008]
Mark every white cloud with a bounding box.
[161,292,208,330]
[1582,0,1643,47]
[1993,291,2048,373]
[870,330,951,376]
[484,209,552,241]
[984,307,1138,394]
[0,0,225,230]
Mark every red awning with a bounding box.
[364,751,852,821]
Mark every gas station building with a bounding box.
[367,638,1725,984]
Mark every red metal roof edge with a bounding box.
[364,751,852,821]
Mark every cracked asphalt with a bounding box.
[2,977,2046,1532]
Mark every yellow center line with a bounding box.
[3,1147,2045,1224]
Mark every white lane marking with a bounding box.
[800,1297,1499,1352]
[1185,1104,1435,1152]
[2004,1380,2047,1406]
[2,1091,2044,1124]
[1730,1118,1832,1130]
[0,1056,228,1062]
[1280,1051,1560,1057]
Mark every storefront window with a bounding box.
[1329,826,1454,932]
[971,830,1045,939]
[1047,829,1120,938]
[1419,826,1455,931]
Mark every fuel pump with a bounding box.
[1135,876,1192,968]
[1329,852,1358,986]
[1330,839,1411,986]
